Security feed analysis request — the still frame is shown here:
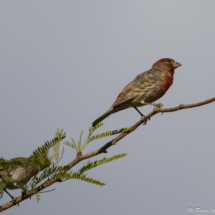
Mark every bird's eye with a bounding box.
[167,60,171,63]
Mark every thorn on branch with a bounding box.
[179,104,185,109]
[21,190,32,201]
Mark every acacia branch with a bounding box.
[1,96,215,212]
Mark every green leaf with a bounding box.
[81,128,129,151]
[54,172,105,186]
[78,153,127,174]
[28,129,66,167]
[89,122,105,135]
[64,139,77,150]
[65,122,129,153]
[52,141,60,164]
[36,194,41,203]
[0,182,7,193]
[89,128,129,143]
[52,129,67,166]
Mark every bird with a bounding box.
[92,58,181,127]
[0,156,50,203]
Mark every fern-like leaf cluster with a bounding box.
[65,122,129,153]
[54,172,105,186]
[78,153,127,174]
[1,122,129,203]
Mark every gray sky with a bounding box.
[1,0,215,214]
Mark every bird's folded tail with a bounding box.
[92,108,113,127]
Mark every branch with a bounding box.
[1,96,215,212]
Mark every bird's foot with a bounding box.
[179,104,185,109]
[143,102,163,109]
[141,116,148,125]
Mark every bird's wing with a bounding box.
[112,68,162,108]
[112,83,134,107]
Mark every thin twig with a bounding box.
[38,189,55,194]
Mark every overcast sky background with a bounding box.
[1,1,215,214]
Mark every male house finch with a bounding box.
[0,156,50,201]
[92,58,181,127]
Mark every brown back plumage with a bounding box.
[92,58,181,126]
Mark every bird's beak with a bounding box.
[173,62,182,69]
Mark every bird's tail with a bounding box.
[92,108,113,127]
